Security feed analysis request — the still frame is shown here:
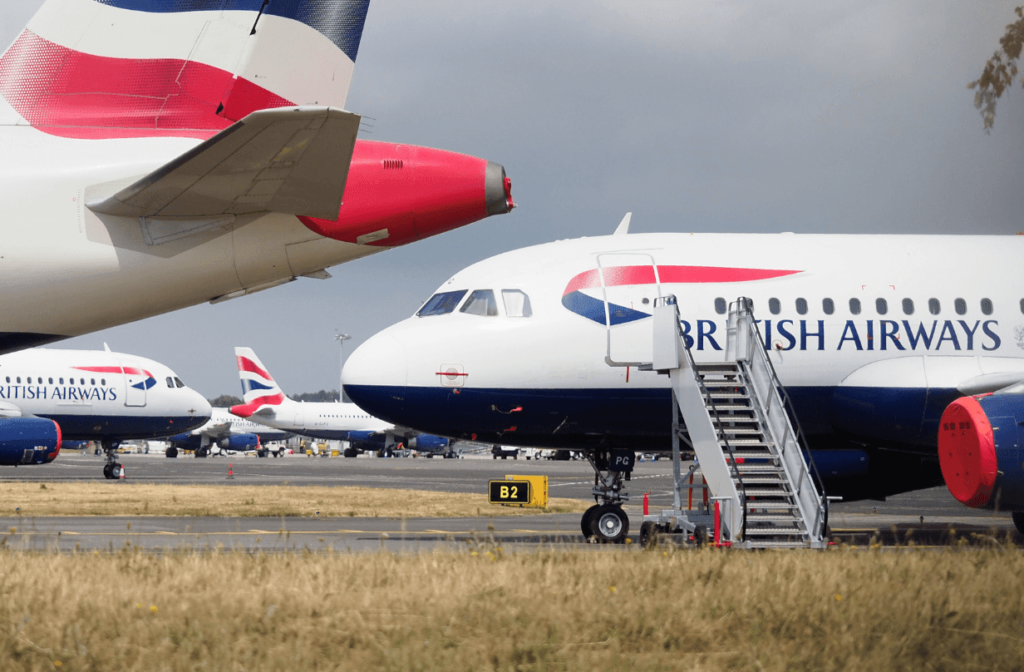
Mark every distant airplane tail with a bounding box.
[0,0,371,139]
[231,347,290,417]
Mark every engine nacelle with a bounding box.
[939,394,1024,510]
[407,434,450,451]
[217,434,261,452]
[0,417,62,465]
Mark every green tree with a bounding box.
[207,394,242,407]
[969,6,1024,130]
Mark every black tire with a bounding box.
[1013,511,1024,536]
[590,505,629,544]
[639,521,658,548]
[102,463,114,479]
[165,447,178,458]
[343,447,358,458]
[580,505,600,540]
[195,447,208,458]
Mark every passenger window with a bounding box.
[849,298,861,315]
[460,290,498,316]
[902,299,914,315]
[822,298,834,315]
[502,290,533,317]
[101,379,106,386]
[795,298,807,315]
[417,290,468,317]
[876,299,887,315]
[16,377,20,383]
[48,378,53,384]
[59,378,63,385]
[175,377,185,388]
[714,298,726,315]
[980,298,993,315]
[769,298,781,315]
[928,299,940,315]
[955,298,967,315]
[166,377,174,388]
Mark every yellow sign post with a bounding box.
[488,475,548,508]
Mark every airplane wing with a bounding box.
[87,106,360,225]
[197,422,233,441]
[0,401,23,419]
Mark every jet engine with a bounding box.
[218,434,261,453]
[407,434,450,451]
[0,417,62,465]
[938,394,1024,515]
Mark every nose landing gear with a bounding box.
[100,439,123,479]
[582,449,635,543]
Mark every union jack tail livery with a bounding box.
[0,0,371,138]
[232,347,288,417]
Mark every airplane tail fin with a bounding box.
[231,347,289,417]
[0,0,371,139]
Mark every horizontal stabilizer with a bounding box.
[87,106,360,221]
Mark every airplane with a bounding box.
[0,346,211,477]
[229,347,452,457]
[0,0,514,355]
[164,407,291,459]
[341,222,1024,539]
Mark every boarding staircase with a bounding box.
[650,297,828,548]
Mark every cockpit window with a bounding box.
[417,290,467,317]
[174,377,185,388]
[502,290,532,317]
[166,377,174,388]
[460,290,498,316]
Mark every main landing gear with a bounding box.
[581,449,636,544]
[100,439,124,480]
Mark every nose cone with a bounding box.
[184,391,213,431]
[342,332,408,423]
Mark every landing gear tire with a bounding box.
[257,449,268,458]
[195,447,208,458]
[102,463,114,479]
[590,504,629,544]
[1013,511,1024,536]
[581,505,599,541]
[343,448,359,458]
[639,521,658,549]
[165,447,178,458]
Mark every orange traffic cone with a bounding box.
[119,465,125,480]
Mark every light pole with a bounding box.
[334,331,351,403]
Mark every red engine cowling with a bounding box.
[938,394,1024,511]
[299,140,513,248]
[0,417,62,465]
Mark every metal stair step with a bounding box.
[694,363,740,373]
[744,501,798,510]
[736,476,786,485]
[735,464,784,473]
[724,451,774,460]
[743,488,793,497]
[746,513,801,522]
[706,403,752,411]
[720,439,770,446]
[707,392,750,399]
[745,540,810,549]
[744,527,806,536]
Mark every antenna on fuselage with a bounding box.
[103,343,111,352]
[613,212,632,235]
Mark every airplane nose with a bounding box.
[191,392,213,421]
[343,332,407,389]
[342,332,407,421]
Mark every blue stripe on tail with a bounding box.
[93,0,371,62]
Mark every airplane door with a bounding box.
[122,364,147,407]
[595,252,662,367]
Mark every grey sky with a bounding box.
[2,1,1022,397]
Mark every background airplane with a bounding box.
[342,224,1024,536]
[164,407,291,459]
[0,0,513,354]
[230,347,452,457]
[0,346,210,476]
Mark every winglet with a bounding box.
[613,212,632,235]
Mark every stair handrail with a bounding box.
[662,295,748,540]
[729,297,829,539]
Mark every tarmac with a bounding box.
[0,452,1018,552]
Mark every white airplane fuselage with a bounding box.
[343,232,1024,499]
[0,347,211,441]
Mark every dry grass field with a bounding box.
[0,483,589,518]
[0,545,1021,671]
